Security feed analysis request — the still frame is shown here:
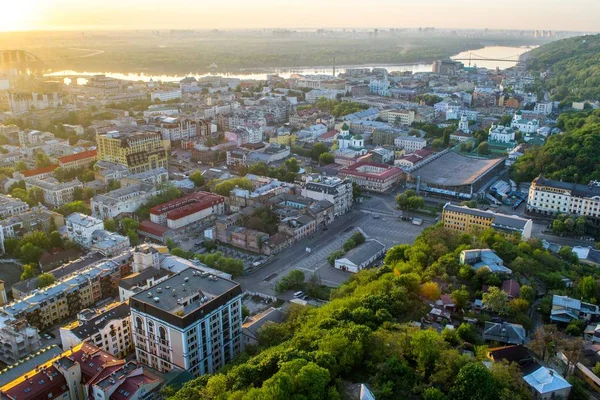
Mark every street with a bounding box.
[237,200,429,296]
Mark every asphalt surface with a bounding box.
[237,198,429,296]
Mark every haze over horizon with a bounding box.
[2,0,600,33]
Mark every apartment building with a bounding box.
[154,116,198,141]
[0,343,163,400]
[150,89,182,102]
[57,150,97,171]
[60,302,133,358]
[442,203,533,240]
[66,213,104,248]
[96,131,170,174]
[394,136,427,152]
[0,317,41,364]
[225,126,262,145]
[25,178,83,207]
[527,175,600,218]
[0,194,29,218]
[91,183,160,220]
[149,191,225,230]
[382,109,416,126]
[338,161,403,193]
[1,254,131,330]
[129,268,243,376]
[301,175,353,217]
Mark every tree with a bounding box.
[529,325,559,363]
[73,187,84,201]
[451,288,470,311]
[384,244,410,265]
[482,286,509,315]
[579,276,597,302]
[420,282,441,301]
[519,285,535,303]
[476,141,490,155]
[396,194,410,210]
[450,363,499,400]
[20,243,44,264]
[49,231,63,248]
[37,273,56,288]
[104,219,117,232]
[15,161,28,171]
[408,196,425,210]
[285,157,300,173]
[189,170,205,187]
[310,142,329,161]
[35,152,52,168]
[318,152,334,165]
[20,264,37,280]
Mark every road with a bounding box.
[237,202,428,297]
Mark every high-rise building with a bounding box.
[129,268,243,376]
[96,131,170,174]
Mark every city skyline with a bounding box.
[2,0,600,33]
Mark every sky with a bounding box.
[2,0,599,32]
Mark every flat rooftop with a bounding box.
[130,268,239,317]
[411,151,505,187]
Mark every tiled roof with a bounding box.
[23,165,58,178]
[57,150,97,165]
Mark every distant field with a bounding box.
[0,31,546,75]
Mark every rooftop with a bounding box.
[65,302,130,340]
[523,366,571,395]
[337,239,386,266]
[57,150,97,165]
[130,268,240,318]
[534,175,600,199]
[411,151,505,187]
[444,204,530,231]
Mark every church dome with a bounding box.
[341,122,349,131]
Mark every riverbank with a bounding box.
[47,44,535,83]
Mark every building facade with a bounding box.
[301,175,353,217]
[338,162,403,193]
[129,268,243,376]
[442,203,533,240]
[66,213,105,248]
[96,131,170,174]
[527,175,600,218]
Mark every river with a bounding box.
[45,45,534,84]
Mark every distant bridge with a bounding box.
[452,52,523,66]
[0,50,48,73]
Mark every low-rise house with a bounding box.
[523,366,571,400]
[242,307,285,346]
[459,249,512,274]
[334,239,386,273]
[90,230,131,257]
[551,295,600,323]
[57,150,97,170]
[501,279,521,299]
[0,195,29,219]
[482,321,526,345]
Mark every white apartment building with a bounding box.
[301,175,353,217]
[369,79,390,96]
[528,175,600,218]
[130,268,243,376]
[25,178,84,207]
[66,213,105,248]
[155,117,197,141]
[150,89,182,102]
[60,302,133,358]
[534,102,554,115]
[91,183,160,220]
[0,317,41,364]
[0,195,29,218]
[394,136,427,152]
[305,89,343,103]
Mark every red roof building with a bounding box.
[338,161,404,193]
[0,343,162,400]
[149,191,225,230]
[58,150,97,170]
[22,164,59,178]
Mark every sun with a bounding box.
[0,1,40,31]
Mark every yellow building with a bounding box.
[442,203,532,240]
[96,131,170,174]
[269,134,297,146]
